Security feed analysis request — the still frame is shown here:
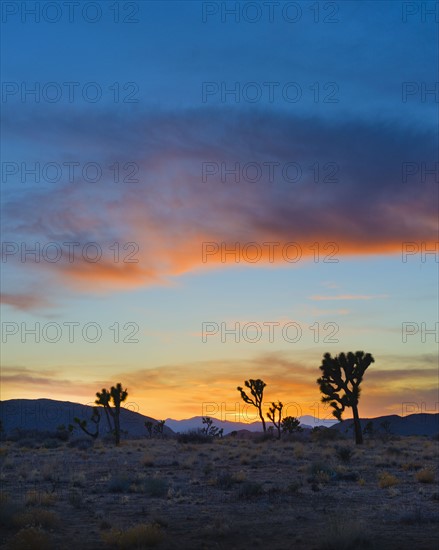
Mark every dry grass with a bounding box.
[415,468,435,484]
[378,471,400,488]
[101,523,164,548]
[6,526,52,550]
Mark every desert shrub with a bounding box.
[336,446,354,463]
[237,481,264,499]
[378,472,399,488]
[142,453,155,467]
[177,430,212,444]
[68,489,83,508]
[311,427,341,442]
[42,439,60,450]
[214,471,245,489]
[215,472,235,489]
[108,474,133,493]
[13,508,59,529]
[401,462,422,471]
[67,438,94,450]
[6,526,52,550]
[140,477,168,497]
[309,462,336,483]
[415,468,435,484]
[386,446,402,456]
[101,523,163,548]
[25,490,56,507]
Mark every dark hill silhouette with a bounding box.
[1,399,437,438]
[0,398,174,438]
[331,413,439,437]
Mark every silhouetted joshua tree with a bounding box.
[145,421,153,439]
[317,351,374,444]
[237,379,267,432]
[95,383,128,445]
[267,401,283,439]
[201,416,223,438]
[281,416,303,435]
[73,406,101,439]
[153,420,166,438]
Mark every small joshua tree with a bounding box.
[281,416,303,435]
[201,416,223,438]
[73,406,101,439]
[95,383,128,445]
[267,401,283,439]
[145,421,153,439]
[237,379,267,432]
[153,420,166,438]
[317,351,374,444]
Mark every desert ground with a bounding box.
[0,433,438,550]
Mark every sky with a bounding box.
[1,0,438,423]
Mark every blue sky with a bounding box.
[1,1,438,420]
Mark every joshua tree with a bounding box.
[267,401,283,439]
[153,420,166,438]
[95,383,128,445]
[201,416,223,438]
[237,379,267,432]
[144,421,153,439]
[281,416,303,435]
[73,406,101,439]
[317,351,374,444]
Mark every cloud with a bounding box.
[310,294,389,301]
[0,292,54,312]
[2,106,437,302]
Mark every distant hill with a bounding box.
[331,413,439,437]
[0,398,174,438]
[165,415,337,435]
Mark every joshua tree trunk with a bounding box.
[352,403,363,444]
[259,408,266,432]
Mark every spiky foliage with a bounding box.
[281,416,303,434]
[201,416,223,438]
[144,421,153,439]
[267,401,283,439]
[317,351,374,444]
[153,420,166,438]
[73,406,101,439]
[237,379,267,432]
[95,383,128,445]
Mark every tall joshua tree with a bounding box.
[95,383,128,445]
[317,351,374,444]
[267,401,283,439]
[237,379,267,432]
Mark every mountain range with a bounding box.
[0,399,437,438]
